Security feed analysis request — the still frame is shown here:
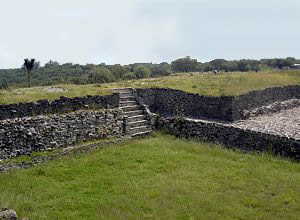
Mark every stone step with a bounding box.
[131,130,152,137]
[127,115,146,122]
[119,92,134,98]
[120,96,136,101]
[128,125,150,134]
[128,120,149,127]
[114,88,133,92]
[120,105,141,112]
[118,90,133,94]
[124,110,144,117]
[118,90,133,93]
[119,101,138,107]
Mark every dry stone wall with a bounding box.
[242,99,300,119]
[156,117,300,160]
[0,93,119,120]
[1,85,299,161]
[137,88,235,121]
[137,85,300,122]
[233,85,300,120]
[0,109,124,160]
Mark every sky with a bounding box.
[0,0,299,68]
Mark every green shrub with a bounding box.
[88,67,116,83]
[134,65,151,79]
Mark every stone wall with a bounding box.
[137,85,300,122]
[0,93,119,120]
[156,117,300,160]
[1,85,299,160]
[242,99,300,119]
[137,88,235,121]
[0,109,124,160]
[233,85,300,120]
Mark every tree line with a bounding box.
[0,57,299,88]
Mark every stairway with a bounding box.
[114,88,152,137]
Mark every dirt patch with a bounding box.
[44,87,68,93]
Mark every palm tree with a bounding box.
[24,58,35,88]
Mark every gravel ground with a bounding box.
[230,107,300,140]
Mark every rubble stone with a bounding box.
[0,109,124,160]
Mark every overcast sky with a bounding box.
[0,0,299,68]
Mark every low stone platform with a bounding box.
[230,107,300,140]
[157,106,300,160]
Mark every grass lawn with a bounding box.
[0,70,299,104]
[0,133,299,220]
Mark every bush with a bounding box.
[88,67,116,83]
[171,56,198,73]
[151,63,173,77]
[123,72,136,80]
[0,80,9,89]
[108,65,131,79]
[134,65,151,79]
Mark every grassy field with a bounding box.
[0,84,112,105]
[0,70,299,104]
[132,70,300,96]
[0,133,299,220]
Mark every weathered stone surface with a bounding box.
[137,85,300,121]
[242,99,300,119]
[233,85,300,120]
[137,88,235,121]
[0,209,17,220]
[1,85,299,162]
[156,116,300,160]
[232,107,300,140]
[0,93,119,120]
[0,109,124,160]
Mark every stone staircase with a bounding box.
[114,88,152,137]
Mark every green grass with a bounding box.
[0,137,112,165]
[129,70,300,96]
[0,84,113,105]
[1,150,58,164]
[1,133,299,220]
[0,70,299,104]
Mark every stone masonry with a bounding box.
[0,88,154,160]
[137,85,300,122]
[231,107,300,140]
[0,93,119,121]
[0,85,299,161]
[156,116,300,160]
[115,88,152,137]
[0,109,124,160]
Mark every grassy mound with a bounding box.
[0,70,299,104]
[0,133,299,219]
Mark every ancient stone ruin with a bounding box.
[0,85,299,162]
